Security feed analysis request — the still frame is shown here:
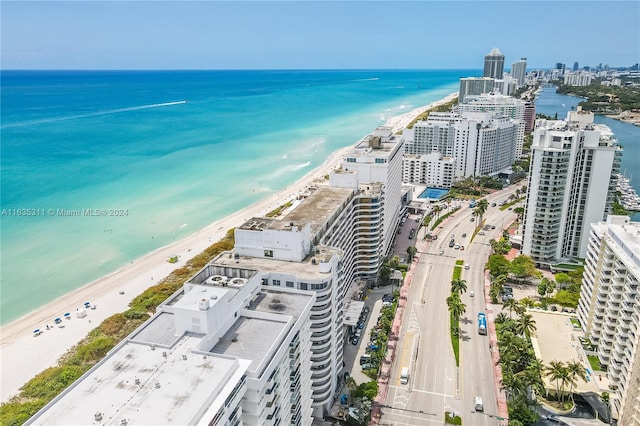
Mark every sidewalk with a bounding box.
[484,270,509,425]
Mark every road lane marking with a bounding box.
[408,388,455,397]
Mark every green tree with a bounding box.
[546,360,569,403]
[501,372,527,398]
[567,360,587,401]
[554,272,572,289]
[487,255,511,277]
[510,255,540,283]
[447,293,466,335]
[518,358,545,397]
[352,380,379,400]
[432,204,442,218]
[537,281,547,298]
[516,313,537,339]
[545,280,556,298]
[406,246,417,262]
[503,298,519,317]
[473,198,489,225]
[450,279,468,296]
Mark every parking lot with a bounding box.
[341,287,394,388]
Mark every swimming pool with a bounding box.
[418,187,449,199]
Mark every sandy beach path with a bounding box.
[0,92,456,403]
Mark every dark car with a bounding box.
[462,233,467,238]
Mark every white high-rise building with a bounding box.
[577,215,640,424]
[28,265,316,426]
[457,92,527,156]
[402,111,521,184]
[401,152,456,187]
[231,126,404,417]
[522,109,621,267]
[511,58,527,87]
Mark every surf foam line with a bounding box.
[1,100,188,129]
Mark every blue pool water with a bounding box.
[419,187,449,199]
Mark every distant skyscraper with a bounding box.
[483,48,505,79]
[511,57,527,87]
[573,61,579,71]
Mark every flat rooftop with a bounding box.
[529,311,601,393]
[249,290,313,322]
[238,186,353,240]
[281,186,353,238]
[210,316,287,376]
[31,335,242,426]
[213,245,340,280]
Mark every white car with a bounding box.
[454,244,460,250]
[470,291,475,297]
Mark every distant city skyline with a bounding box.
[1,1,639,70]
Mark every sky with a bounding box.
[1,1,639,70]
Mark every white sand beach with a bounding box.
[0,92,456,403]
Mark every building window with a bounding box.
[262,278,268,285]
[273,279,281,286]
[264,250,273,258]
[375,158,385,164]
[286,281,294,288]
[346,158,356,163]
[300,282,308,290]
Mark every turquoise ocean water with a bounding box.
[535,87,640,222]
[1,70,464,324]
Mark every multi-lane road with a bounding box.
[380,187,521,425]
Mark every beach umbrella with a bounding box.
[64,312,70,318]
[84,302,91,307]
[55,317,61,323]
[33,329,40,334]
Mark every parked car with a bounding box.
[460,245,465,251]
[470,291,475,297]
[491,203,497,207]
[462,233,467,238]
[491,225,496,229]
[351,336,359,345]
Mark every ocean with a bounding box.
[534,86,640,222]
[1,69,464,324]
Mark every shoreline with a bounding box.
[0,92,457,403]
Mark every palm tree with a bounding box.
[495,312,510,324]
[503,298,519,317]
[432,205,442,218]
[490,284,503,304]
[516,313,537,339]
[446,294,466,336]
[518,358,546,398]
[566,360,587,401]
[450,278,467,296]
[546,360,569,403]
[501,372,527,398]
[406,246,417,262]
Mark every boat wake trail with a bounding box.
[2,100,188,129]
